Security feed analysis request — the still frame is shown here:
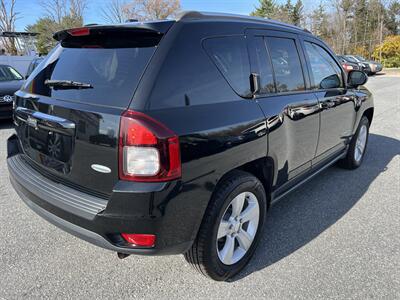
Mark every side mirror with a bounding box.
[250,73,260,95]
[347,70,368,88]
[320,74,341,89]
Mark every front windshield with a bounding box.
[345,56,358,63]
[0,65,23,81]
[355,55,366,61]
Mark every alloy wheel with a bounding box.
[354,124,367,162]
[216,192,260,265]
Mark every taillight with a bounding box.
[119,110,181,182]
[343,63,353,71]
[67,27,90,36]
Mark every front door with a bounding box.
[301,38,357,162]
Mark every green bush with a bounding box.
[373,35,400,68]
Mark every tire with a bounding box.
[339,116,370,169]
[184,170,267,281]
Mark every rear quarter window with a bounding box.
[203,36,251,98]
[147,27,242,109]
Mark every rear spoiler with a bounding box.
[53,20,175,41]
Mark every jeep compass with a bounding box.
[7,11,373,281]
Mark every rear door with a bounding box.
[246,29,320,185]
[14,27,163,197]
[300,38,356,162]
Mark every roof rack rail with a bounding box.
[176,11,310,34]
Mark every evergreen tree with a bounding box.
[351,0,369,51]
[274,0,293,24]
[250,0,276,18]
[26,14,84,55]
[250,0,398,60]
[291,0,304,26]
[385,0,400,35]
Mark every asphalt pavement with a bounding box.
[0,75,399,299]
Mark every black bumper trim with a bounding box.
[7,137,195,255]
[8,154,107,220]
[13,186,162,255]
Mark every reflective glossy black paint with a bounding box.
[14,91,122,196]
[8,14,374,255]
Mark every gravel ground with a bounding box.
[0,75,399,299]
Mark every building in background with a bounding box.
[0,31,38,75]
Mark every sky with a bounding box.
[15,0,257,31]
[15,0,321,31]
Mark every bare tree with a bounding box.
[0,0,19,55]
[101,0,130,23]
[40,0,67,23]
[102,0,181,23]
[39,0,87,22]
[132,0,181,20]
[70,0,87,19]
[332,0,354,54]
[28,0,86,55]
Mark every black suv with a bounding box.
[7,12,373,281]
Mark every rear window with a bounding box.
[203,36,251,98]
[23,32,160,108]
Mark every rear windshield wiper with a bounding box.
[45,79,93,90]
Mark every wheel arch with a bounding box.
[212,157,274,210]
[363,107,374,125]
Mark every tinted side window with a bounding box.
[148,28,239,109]
[304,42,343,89]
[203,36,251,97]
[266,37,305,93]
[253,37,275,94]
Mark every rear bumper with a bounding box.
[7,135,198,255]
[11,185,175,255]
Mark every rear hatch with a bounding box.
[14,23,172,198]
